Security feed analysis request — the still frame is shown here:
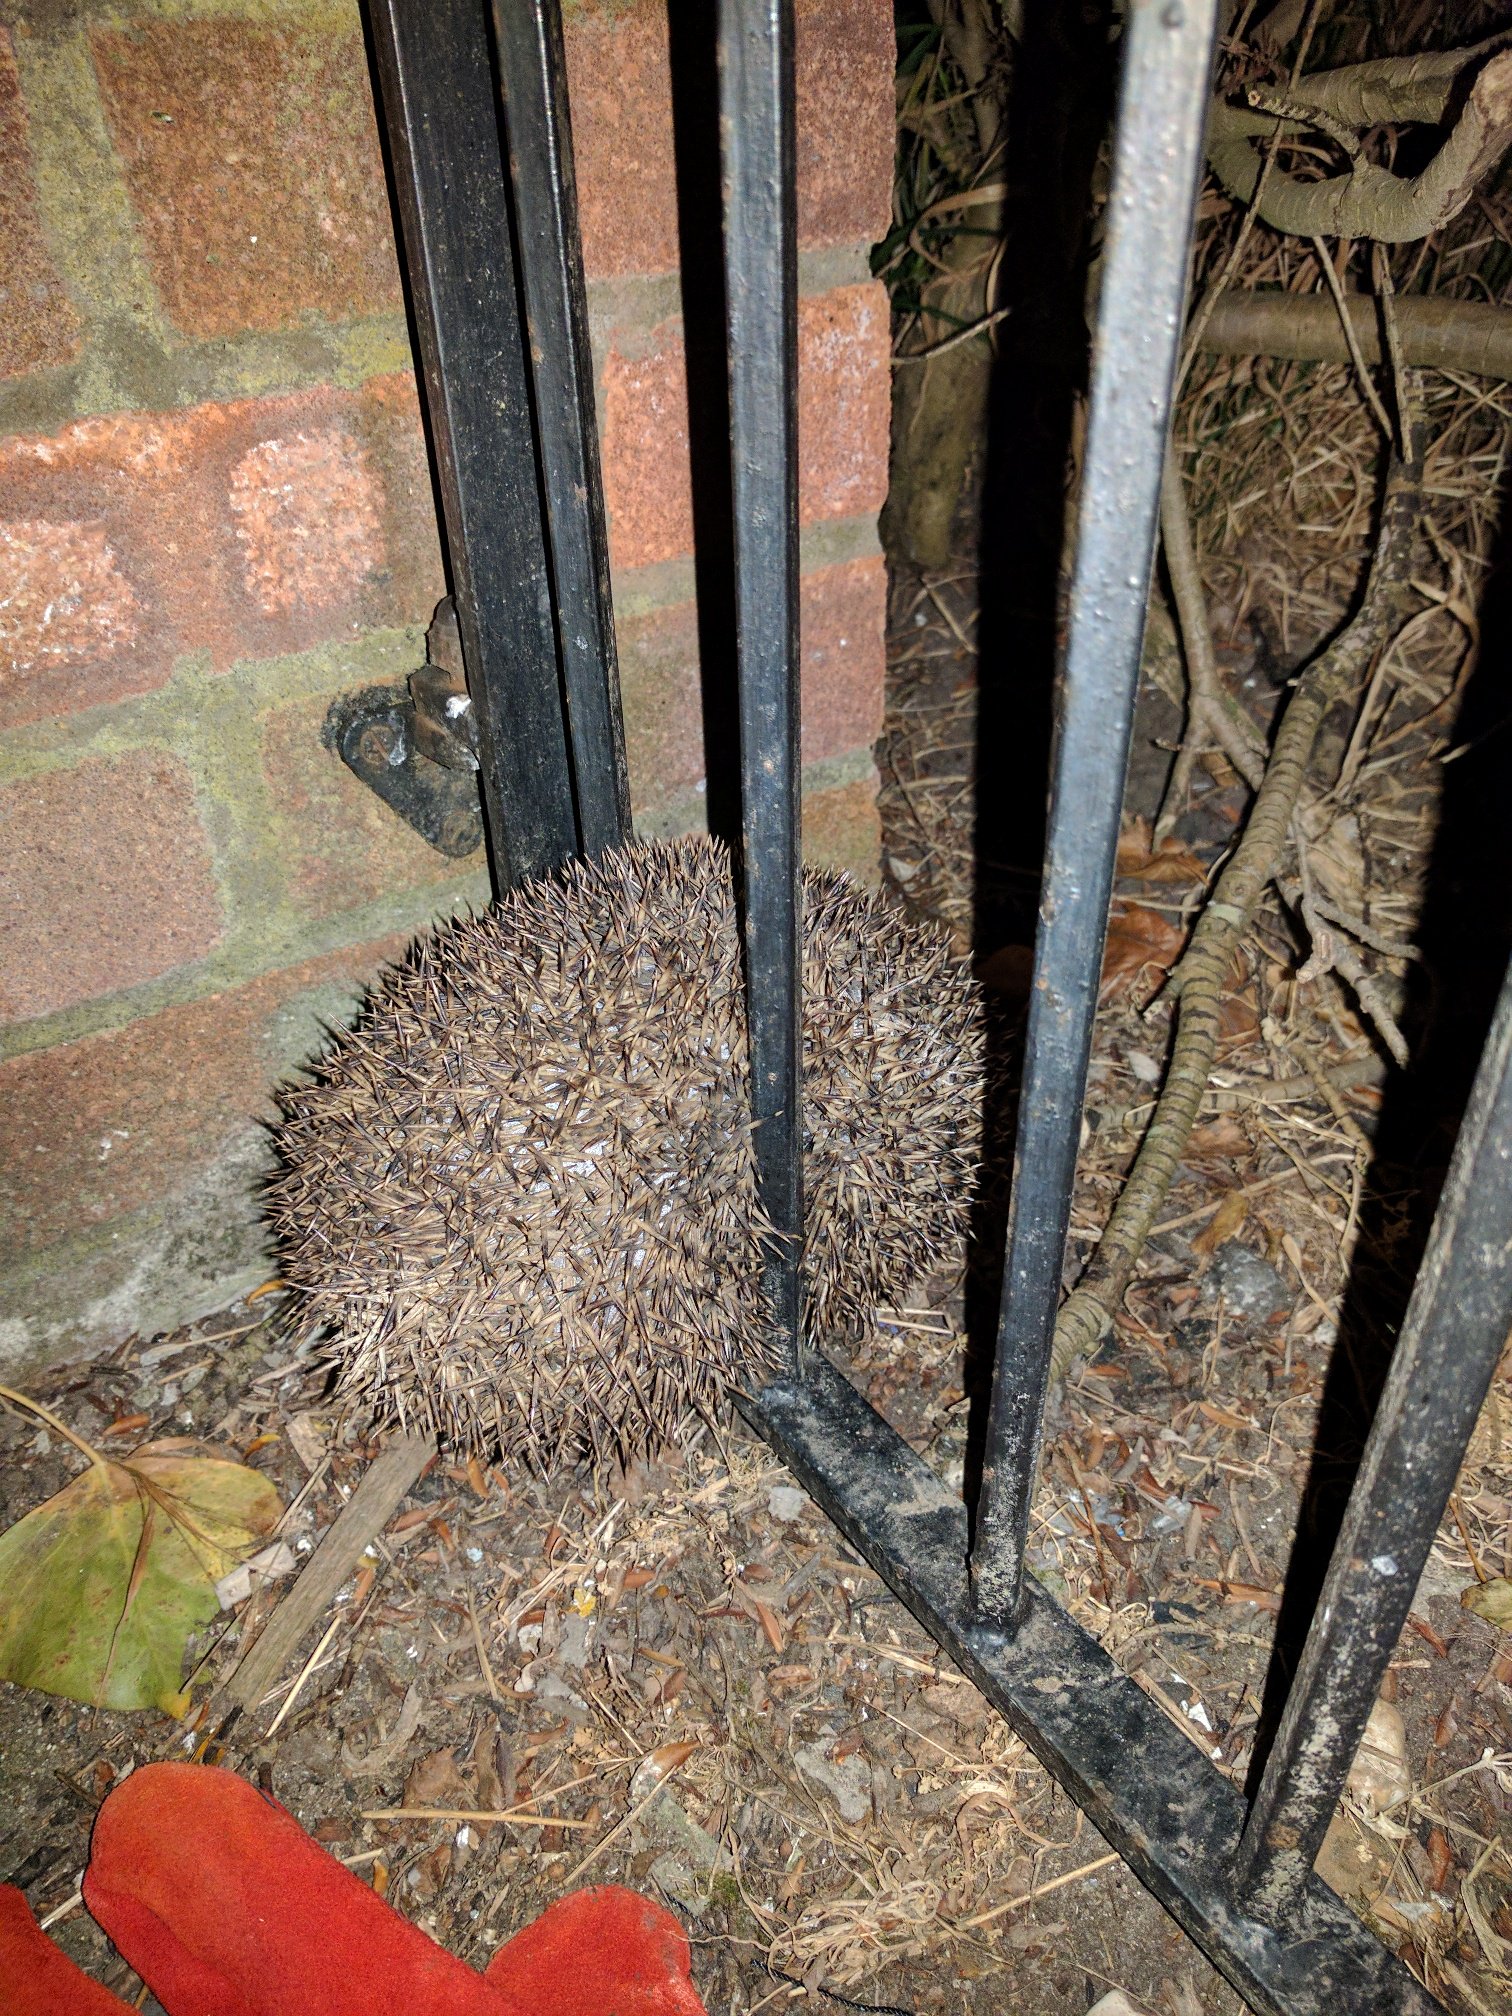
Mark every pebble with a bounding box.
[1198,1241,1293,1323]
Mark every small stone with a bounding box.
[794,1740,872,1823]
[768,1485,809,1524]
[1198,1242,1293,1324]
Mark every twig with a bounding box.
[219,1432,434,1713]
[891,306,1011,365]
[468,1588,502,1701]
[1310,236,1396,442]
[952,1852,1121,1931]
[1054,439,1422,1375]
[264,1612,343,1738]
[561,1752,694,1884]
[361,1802,595,1828]
[1155,437,1267,840]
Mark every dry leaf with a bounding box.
[1346,1698,1411,1816]
[404,1747,474,1812]
[1116,822,1207,884]
[1193,1190,1248,1256]
[0,1391,280,1714]
[1461,1576,1512,1631]
[1100,904,1185,1002]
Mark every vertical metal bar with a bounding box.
[1235,952,1512,1917]
[491,0,631,856]
[971,0,1219,1619]
[717,0,803,1365]
[368,0,578,887]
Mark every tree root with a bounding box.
[1050,444,1423,1378]
[1197,288,1512,382]
[1207,34,1512,242]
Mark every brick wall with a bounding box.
[0,0,895,1371]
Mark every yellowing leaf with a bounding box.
[0,1388,280,1712]
[1461,1576,1512,1631]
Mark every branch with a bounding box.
[1197,287,1512,381]
[1052,445,1423,1376]
[1207,42,1512,242]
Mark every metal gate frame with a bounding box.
[365,2,1512,2009]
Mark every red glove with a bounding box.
[0,1884,133,2016]
[70,1761,708,2016]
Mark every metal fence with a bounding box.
[366,3,1512,2009]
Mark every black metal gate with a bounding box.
[365,3,1512,2009]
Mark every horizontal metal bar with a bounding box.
[492,0,631,858]
[719,0,804,1364]
[741,1358,1441,2016]
[970,0,1221,1616]
[368,0,578,887]
[1236,948,1512,1915]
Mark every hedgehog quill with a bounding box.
[268,836,982,1473]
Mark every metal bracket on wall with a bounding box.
[327,598,485,860]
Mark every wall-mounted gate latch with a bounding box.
[324,598,484,859]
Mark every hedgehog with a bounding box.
[268,835,982,1471]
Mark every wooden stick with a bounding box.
[220,1432,434,1713]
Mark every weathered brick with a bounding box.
[566,0,893,279]
[90,19,401,339]
[796,287,890,526]
[259,692,482,921]
[799,555,886,763]
[793,0,895,250]
[617,596,706,809]
[357,370,448,630]
[0,751,223,1026]
[0,939,404,1264]
[0,518,144,722]
[803,772,881,883]
[617,557,883,810]
[0,28,80,379]
[601,284,890,569]
[230,426,383,616]
[0,388,419,721]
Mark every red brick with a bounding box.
[0,517,145,721]
[565,0,893,279]
[617,557,883,808]
[793,0,895,250]
[0,938,405,1263]
[0,751,223,1026]
[796,286,890,525]
[260,693,482,921]
[800,555,885,763]
[599,328,695,571]
[230,425,382,615]
[601,284,889,569]
[90,20,401,339]
[0,29,80,378]
[358,370,448,629]
[0,386,430,721]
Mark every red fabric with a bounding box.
[79,1761,708,2016]
[485,1886,707,2016]
[0,1883,133,2016]
[82,1763,525,2016]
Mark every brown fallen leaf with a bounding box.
[1116,821,1208,885]
[1193,1189,1248,1256]
[1100,903,1185,1002]
[404,1747,474,1813]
